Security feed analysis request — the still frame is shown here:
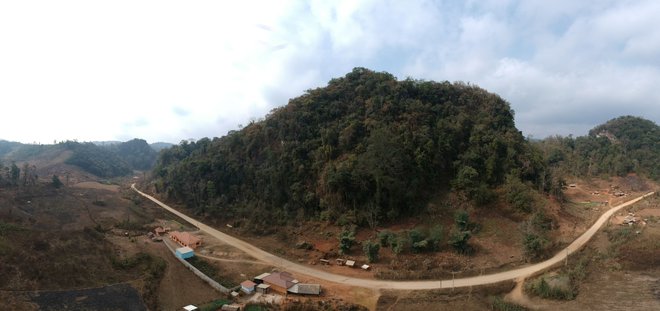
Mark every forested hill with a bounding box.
[0,139,158,178]
[537,116,660,180]
[152,68,548,226]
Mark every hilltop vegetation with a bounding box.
[152,68,550,228]
[536,116,660,181]
[0,139,160,179]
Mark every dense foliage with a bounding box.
[111,138,158,171]
[152,68,548,227]
[536,116,660,180]
[1,139,157,179]
[63,141,132,177]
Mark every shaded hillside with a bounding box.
[62,141,132,178]
[112,139,158,171]
[150,142,174,152]
[152,68,548,227]
[536,116,660,180]
[1,140,156,178]
[0,140,22,158]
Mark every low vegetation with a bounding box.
[490,297,528,311]
[111,252,166,310]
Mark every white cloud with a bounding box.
[0,0,658,144]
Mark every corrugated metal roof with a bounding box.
[254,272,271,280]
[287,283,321,295]
[262,272,296,289]
[176,246,194,254]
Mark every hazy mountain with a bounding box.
[149,142,174,152]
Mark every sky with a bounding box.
[1,0,659,144]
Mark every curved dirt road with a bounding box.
[132,184,653,290]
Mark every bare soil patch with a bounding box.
[73,181,120,192]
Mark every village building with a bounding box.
[221,305,241,311]
[170,231,202,249]
[182,305,198,311]
[262,271,297,294]
[175,247,195,259]
[253,272,271,284]
[287,283,322,296]
[256,283,270,294]
[345,260,356,268]
[154,227,168,236]
[241,280,256,294]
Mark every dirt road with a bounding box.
[132,184,653,290]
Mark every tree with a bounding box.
[521,210,552,260]
[52,175,63,188]
[504,175,534,213]
[391,234,405,256]
[9,162,20,186]
[449,210,472,254]
[338,228,355,255]
[427,224,444,251]
[362,240,380,263]
[522,232,548,260]
[22,162,29,186]
[454,210,469,231]
[378,230,394,247]
[448,229,472,254]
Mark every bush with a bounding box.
[378,230,395,247]
[363,240,380,263]
[448,229,472,254]
[338,227,356,255]
[491,296,528,311]
[522,232,548,260]
[527,276,575,300]
[504,175,535,213]
[391,234,405,255]
[200,299,230,311]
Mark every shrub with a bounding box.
[378,230,394,247]
[363,240,380,263]
[491,297,528,311]
[338,227,356,255]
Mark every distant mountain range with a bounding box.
[0,138,174,178]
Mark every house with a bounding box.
[221,305,241,311]
[262,271,297,294]
[253,272,271,284]
[154,227,168,236]
[361,264,370,270]
[175,247,195,259]
[182,305,198,311]
[319,259,330,265]
[241,280,256,294]
[170,231,202,249]
[256,283,271,294]
[345,260,356,268]
[335,258,345,266]
[287,283,321,296]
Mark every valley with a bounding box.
[0,69,658,310]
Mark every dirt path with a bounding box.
[132,184,653,290]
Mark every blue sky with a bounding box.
[1,0,658,143]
